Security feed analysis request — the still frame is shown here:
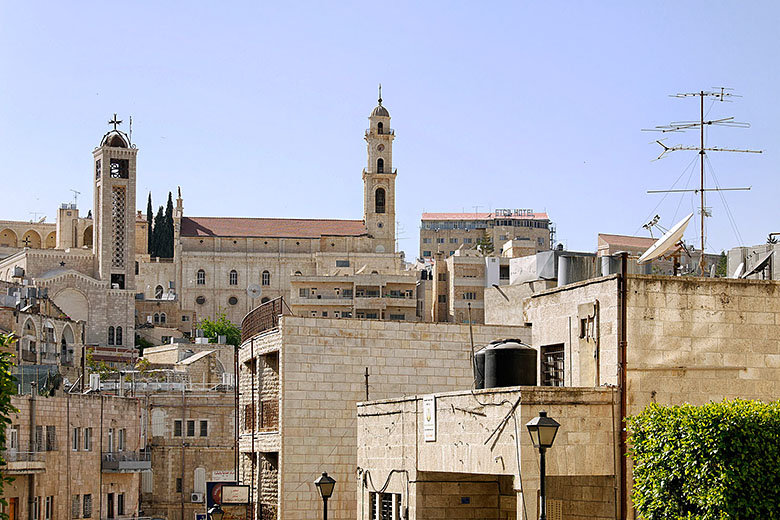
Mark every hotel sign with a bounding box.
[495,209,535,217]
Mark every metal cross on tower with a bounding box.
[108,113,123,130]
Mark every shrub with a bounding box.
[627,400,780,519]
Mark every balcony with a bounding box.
[1,449,46,473]
[20,350,37,363]
[101,450,151,472]
[365,128,395,136]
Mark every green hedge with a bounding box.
[627,400,780,520]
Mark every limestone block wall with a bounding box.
[356,387,616,520]
[3,393,143,520]
[143,391,236,520]
[269,317,531,520]
[523,276,620,387]
[625,276,780,413]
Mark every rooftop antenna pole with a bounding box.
[129,115,132,144]
[643,88,761,275]
[70,189,81,207]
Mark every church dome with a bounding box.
[100,129,131,148]
[371,104,390,117]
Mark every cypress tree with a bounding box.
[152,206,165,259]
[163,192,175,258]
[146,193,153,256]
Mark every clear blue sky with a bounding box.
[1,2,778,258]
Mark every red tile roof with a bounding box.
[180,217,368,239]
[421,212,549,221]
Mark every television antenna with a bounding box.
[643,88,762,274]
[70,189,81,207]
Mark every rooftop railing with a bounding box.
[241,297,292,343]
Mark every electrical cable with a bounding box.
[635,153,699,236]
[705,154,745,247]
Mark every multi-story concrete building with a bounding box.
[1,391,149,520]
[288,273,418,321]
[419,210,551,259]
[236,301,528,520]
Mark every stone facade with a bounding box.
[356,387,617,520]
[237,315,529,520]
[1,393,145,520]
[142,390,236,520]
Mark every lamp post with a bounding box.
[207,504,224,520]
[314,471,336,520]
[526,411,560,520]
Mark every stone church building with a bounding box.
[0,94,418,358]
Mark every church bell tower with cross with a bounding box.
[363,86,397,253]
[93,114,137,290]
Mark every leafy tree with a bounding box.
[146,193,153,256]
[476,230,494,255]
[628,399,780,519]
[0,334,19,516]
[198,314,241,347]
[715,251,728,277]
[86,349,117,381]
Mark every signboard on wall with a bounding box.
[222,485,250,504]
[212,470,236,482]
[423,395,436,442]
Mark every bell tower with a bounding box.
[363,86,396,253]
[93,114,137,290]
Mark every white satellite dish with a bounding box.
[741,250,773,279]
[247,284,262,299]
[731,262,744,279]
[637,213,694,265]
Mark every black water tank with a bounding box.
[484,339,537,389]
[474,348,486,389]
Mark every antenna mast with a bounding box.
[70,189,81,207]
[644,88,762,274]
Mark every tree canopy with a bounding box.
[198,314,241,347]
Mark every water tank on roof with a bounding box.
[474,348,486,389]
[484,339,537,389]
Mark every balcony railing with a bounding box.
[365,128,395,135]
[259,399,279,431]
[1,449,46,473]
[241,297,292,343]
[101,450,151,472]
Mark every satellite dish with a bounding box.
[741,250,773,279]
[731,262,744,279]
[638,213,694,265]
[247,284,262,299]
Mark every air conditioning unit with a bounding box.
[190,492,204,503]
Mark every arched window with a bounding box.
[375,188,386,214]
[155,285,164,299]
[108,326,115,346]
[261,297,270,304]
[196,269,206,285]
[116,326,123,346]
[262,270,270,286]
[229,270,238,286]
[377,158,384,173]
[160,313,166,324]
[153,313,160,324]
[377,122,384,134]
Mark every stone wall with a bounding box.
[237,317,531,520]
[356,387,616,520]
[3,393,143,520]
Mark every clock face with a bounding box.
[377,144,385,152]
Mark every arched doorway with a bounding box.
[21,230,42,249]
[83,226,93,248]
[0,229,17,247]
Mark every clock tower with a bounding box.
[363,87,396,253]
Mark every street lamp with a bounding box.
[207,504,224,520]
[314,471,336,520]
[526,410,560,520]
